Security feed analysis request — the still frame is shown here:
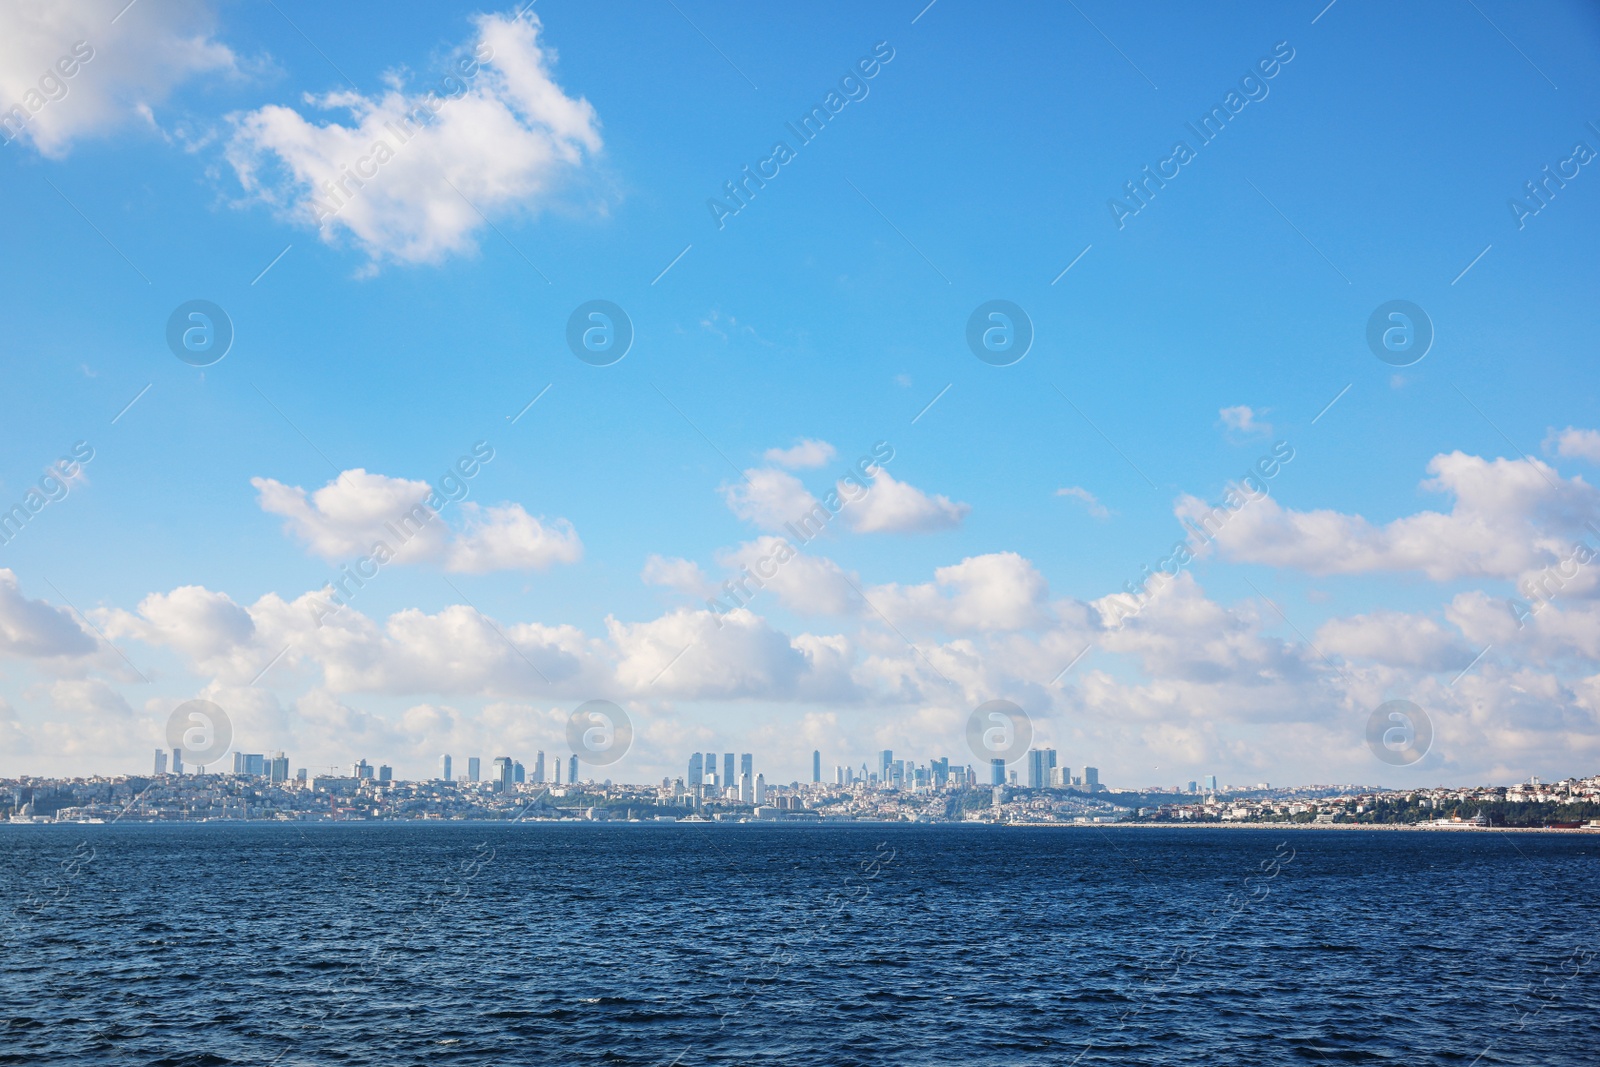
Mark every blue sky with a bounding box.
[3,0,1599,788]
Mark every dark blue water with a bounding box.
[2,825,1596,1065]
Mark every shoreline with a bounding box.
[5,817,1596,833]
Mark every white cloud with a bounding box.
[253,470,448,562]
[0,569,98,659]
[445,502,581,573]
[721,467,820,532]
[115,584,255,663]
[252,469,581,573]
[719,538,858,616]
[1094,573,1320,686]
[641,555,714,598]
[843,468,968,534]
[1219,405,1271,437]
[1190,451,1599,581]
[764,439,836,469]
[1547,426,1600,464]
[1057,486,1111,520]
[608,607,855,701]
[869,552,1052,634]
[0,0,235,157]
[1315,611,1476,671]
[226,11,601,268]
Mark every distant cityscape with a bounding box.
[5,744,1600,830]
[145,744,1120,798]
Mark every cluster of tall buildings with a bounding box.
[1015,749,1100,791]
[686,751,770,803]
[809,748,1108,793]
[154,748,293,780]
[147,742,1150,797]
[438,752,581,788]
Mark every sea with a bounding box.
[1,824,1596,1065]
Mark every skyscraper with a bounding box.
[1202,774,1217,792]
[739,773,753,803]
[513,761,525,784]
[989,758,1005,786]
[931,757,949,787]
[754,773,766,805]
[378,764,393,783]
[723,753,735,786]
[533,751,546,784]
[688,753,703,788]
[880,749,893,781]
[153,749,167,775]
[171,748,184,776]
[440,754,453,782]
[1026,748,1057,789]
[812,750,821,783]
[467,757,481,783]
[704,752,717,786]
[1085,766,1101,793]
[270,753,289,784]
[569,754,579,784]
[740,753,753,780]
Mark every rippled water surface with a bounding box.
[2,824,1597,1065]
